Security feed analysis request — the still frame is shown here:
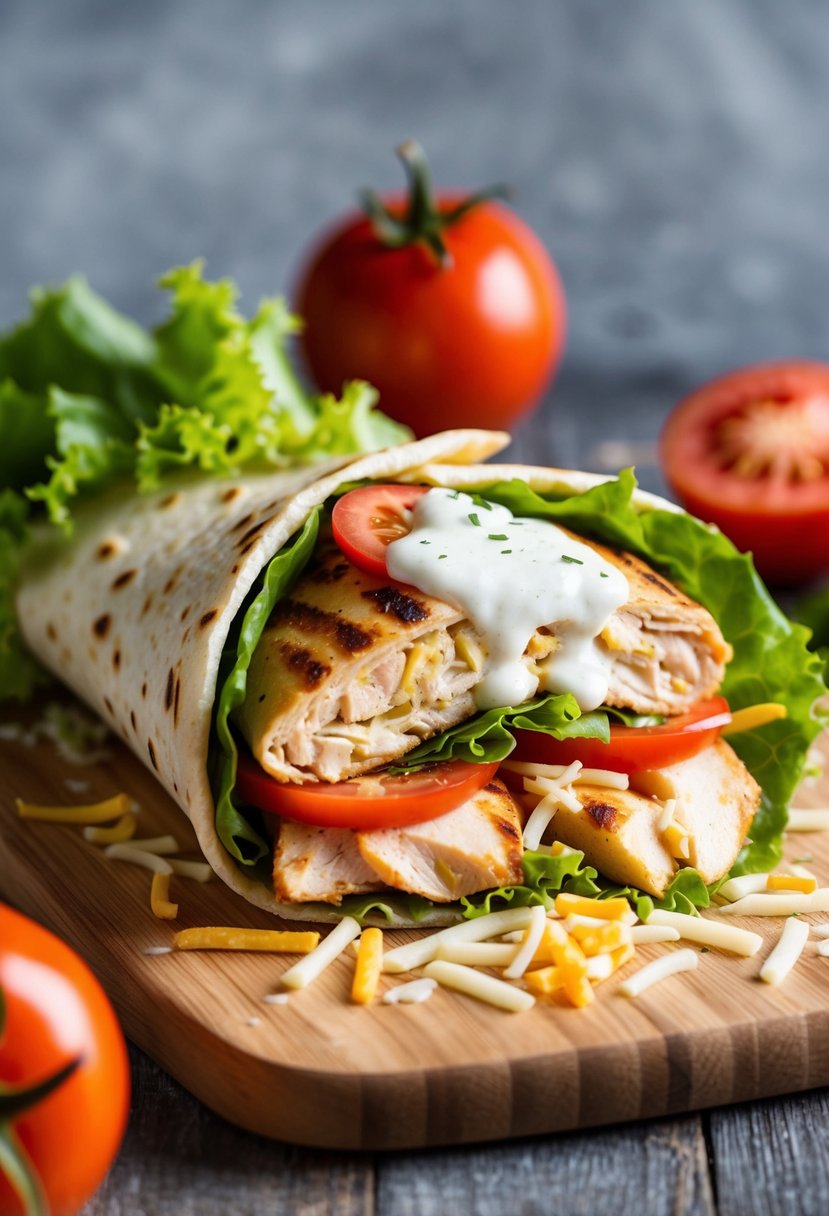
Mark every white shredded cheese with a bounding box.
[522,794,559,852]
[717,873,774,902]
[382,978,438,1005]
[816,940,829,958]
[618,948,699,997]
[423,961,535,1012]
[646,909,762,956]
[128,834,180,855]
[167,859,213,882]
[629,925,681,945]
[383,907,534,974]
[280,917,361,990]
[786,808,829,832]
[718,890,829,917]
[104,844,173,874]
[502,759,629,789]
[246,1017,262,1027]
[523,771,582,813]
[760,918,810,986]
[657,798,677,833]
[64,778,91,794]
[810,923,829,939]
[585,954,615,982]
[435,942,519,967]
[143,945,173,956]
[503,904,548,980]
[262,993,290,1006]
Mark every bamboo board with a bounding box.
[2,702,829,1150]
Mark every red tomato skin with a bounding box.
[660,362,829,586]
[331,484,429,579]
[296,198,566,436]
[237,753,500,830]
[509,698,731,775]
[0,904,130,1216]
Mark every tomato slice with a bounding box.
[332,484,429,577]
[660,362,829,585]
[236,752,499,830]
[509,697,732,775]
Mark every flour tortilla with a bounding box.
[16,430,690,927]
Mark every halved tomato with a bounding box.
[509,696,732,775]
[236,752,499,830]
[660,362,829,586]
[331,484,428,578]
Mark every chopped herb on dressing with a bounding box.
[468,513,481,527]
[488,533,509,541]
[561,555,584,565]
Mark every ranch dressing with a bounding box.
[386,488,629,711]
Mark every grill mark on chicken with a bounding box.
[584,801,619,832]
[361,586,430,624]
[268,598,376,653]
[279,642,330,690]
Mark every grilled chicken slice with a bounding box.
[239,531,730,785]
[546,740,759,896]
[548,786,678,897]
[273,824,382,904]
[273,779,524,905]
[630,740,760,884]
[357,779,524,902]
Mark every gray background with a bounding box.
[3,0,829,496]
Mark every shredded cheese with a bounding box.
[524,965,564,995]
[382,907,533,974]
[128,834,179,855]
[646,909,762,956]
[435,942,519,967]
[718,890,829,916]
[786,808,829,832]
[810,923,829,939]
[629,924,681,945]
[150,872,178,920]
[523,770,582,813]
[585,954,614,982]
[717,873,772,902]
[104,844,173,875]
[423,961,535,1013]
[721,703,787,736]
[174,927,320,953]
[83,812,137,845]
[351,928,384,1005]
[816,940,829,958]
[16,792,133,824]
[503,904,548,980]
[167,859,213,882]
[502,759,629,790]
[568,920,631,956]
[382,978,437,1005]
[281,917,361,990]
[522,793,560,852]
[767,873,817,895]
[618,948,699,997]
[540,920,593,1007]
[662,821,691,861]
[657,798,678,833]
[760,918,810,986]
[554,893,632,922]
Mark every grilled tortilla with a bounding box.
[14,430,754,926]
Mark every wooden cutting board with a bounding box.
[2,701,829,1151]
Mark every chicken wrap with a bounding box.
[12,431,827,927]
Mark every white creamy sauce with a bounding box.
[386,488,629,711]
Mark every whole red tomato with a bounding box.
[660,361,829,586]
[0,904,129,1216]
[296,141,566,436]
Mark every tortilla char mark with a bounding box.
[278,642,331,690]
[361,586,430,624]
[268,598,376,654]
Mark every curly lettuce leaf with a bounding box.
[0,264,410,701]
[393,693,608,770]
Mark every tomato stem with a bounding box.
[0,1058,81,1124]
[359,140,511,268]
[0,1124,49,1216]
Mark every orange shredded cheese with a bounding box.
[766,873,818,895]
[150,872,178,920]
[554,893,631,922]
[83,812,137,845]
[174,927,320,953]
[15,792,133,824]
[352,928,384,1005]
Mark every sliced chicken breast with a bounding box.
[272,779,524,905]
[630,740,760,884]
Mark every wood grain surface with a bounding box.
[3,701,829,1153]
